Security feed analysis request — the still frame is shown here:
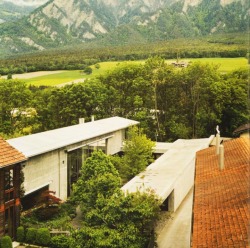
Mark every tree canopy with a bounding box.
[0,58,248,140]
[71,150,161,248]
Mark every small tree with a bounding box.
[95,63,100,69]
[121,126,155,180]
[83,66,92,75]
[72,150,121,214]
[7,73,12,80]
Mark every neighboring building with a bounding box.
[0,137,26,238]
[7,117,138,204]
[233,123,250,139]
[192,137,249,247]
[122,136,213,212]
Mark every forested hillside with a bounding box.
[0,33,247,75]
[0,0,248,56]
[0,58,248,141]
[0,1,36,23]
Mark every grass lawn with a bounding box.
[180,57,248,73]
[24,57,248,86]
[25,70,85,86]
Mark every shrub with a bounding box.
[35,206,59,221]
[25,228,37,244]
[16,226,25,243]
[0,236,12,248]
[36,228,51,246]
[50,235,70,248]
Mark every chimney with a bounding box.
[215,125,220,155]
[79,118,85,124]
[91,115,95,122]
[219,144,224,170]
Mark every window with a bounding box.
[4,169,14,202]
[4,169,13,190]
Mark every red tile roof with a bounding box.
[0,137,26,168]
[192,138,250,248]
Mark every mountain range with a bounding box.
[0,0,248,57]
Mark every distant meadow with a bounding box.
[15,57,248,87]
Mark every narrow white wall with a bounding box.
[107,130,124,155]
[23,149,68,201]
[173,157,195,211]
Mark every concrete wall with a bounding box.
[23,129,126,201]
[172,157,195,212]
[23,149,68,201]
[107,130,124,155]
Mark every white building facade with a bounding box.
[8,117,138,202]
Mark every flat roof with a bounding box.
[154,142,173,153]
[122,136,214,202]
[7,117,138,157]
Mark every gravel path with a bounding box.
[71,205,83,229]
[1,70,65,79]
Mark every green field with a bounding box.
[25,70,85,86]
[24,57,248,86]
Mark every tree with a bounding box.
[72,150,121,214]
[0,79,32,134]
[219,68,249,135]
[83,66,92,75]
[179,62,222,138]
[99,63,153,117]
[71,190,160,248]
[7,73,12,80]
[70,149,161,248]
[117,126,155,181]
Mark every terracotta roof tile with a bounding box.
[192,138,250,248]
[0,137,26,168]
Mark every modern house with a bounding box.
[192,137,249,247]
[7,117,138,204]
[0,137,26,238]
[122,136,214,212]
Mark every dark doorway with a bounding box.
[21,185,49,211]
[160,190,174,211]
[67,149,82,196]
[4,206,14,237]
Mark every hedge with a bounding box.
[16,226,25,243]
[25,227,37,244]
[36,228,51,246]
[50,235,70,248]
[0,236,12,248]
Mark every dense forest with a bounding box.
[0,33,247,75]
[0,57,248,141]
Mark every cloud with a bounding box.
[2,0,48,7]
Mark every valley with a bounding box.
[1,57,247,86]
[0,1,249,247]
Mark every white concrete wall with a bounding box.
[107,130,124,155]
[23,129,126,201]
[172,158,195,212]
[23,149,68,201]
